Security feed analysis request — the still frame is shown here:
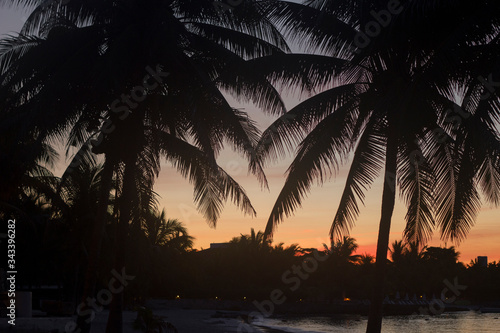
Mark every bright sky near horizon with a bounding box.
[1,5,499,263]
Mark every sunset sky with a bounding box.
[1,5,499,263]
[155,101,500,264]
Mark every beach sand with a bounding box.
[146,300,282,333]
[0,300,284,333]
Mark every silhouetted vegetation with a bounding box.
[138,234,500,304]
[6,206,499,305]
[1,1,500,332]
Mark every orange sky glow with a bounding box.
[1,6,499,265]
[154,101,500,264]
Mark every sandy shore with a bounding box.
[0,300,282,333]
[146,299,281,333]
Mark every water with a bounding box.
[256,311,500,332]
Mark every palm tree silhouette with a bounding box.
[142,209,194,251]
[324,236,360,264]
[389,240,405,265]
[230,228,272,252]
[0,1,290,331]
[257,1,500,331]
[324,236,360,298]
[359,253,375,266]
[0,115,58,208]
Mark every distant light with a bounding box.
[215,296,218,300]
[243,297,246,300]
[344,297,351,301]
[299,298,302,302]
[175,295,180,299]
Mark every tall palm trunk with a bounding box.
[75,156,115,333]
[106,155,136,333]
[366,121,398,333]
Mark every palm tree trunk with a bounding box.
[366,126,398,333]
[106,156,136,333]
[75,156,115,333]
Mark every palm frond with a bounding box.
[257,84,361,165]
[188,22,287,59]
[330,115,386,239]
[160,132,255,226]
[399,138,436,244]
[0,33,43,75]
[443,150,480,242]
[264,102,358,239]
[477,155,500,206]
[246,54,350,95]
[264,0,357,57]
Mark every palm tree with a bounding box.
[0,22,123,332]
[142,209,194,251]
[0,113,59,208]
[255,1,500,331]
[389,240,405,265]
[322,236,360,299]
[50,159,120,304]
[272,242,301,256]
[359,253,375,266]
[0,1,291,331]
[388,240,426,295]
[230,228,272,252]
[324,236,360,264]
[0,163,61,289]
[423,246,460,265]
[422,246,463,295]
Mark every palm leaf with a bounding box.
[160,132,256,226]
[331,114,386,239]
[257,83,361,165]
[264,0,357,57]
[264,102,358,239]
[398,137,436,243]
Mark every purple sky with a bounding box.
[0,6,26,37]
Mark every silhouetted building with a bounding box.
[477,256,488,267]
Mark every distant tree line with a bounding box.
[160,233,500,304]
[7,194,499,306]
